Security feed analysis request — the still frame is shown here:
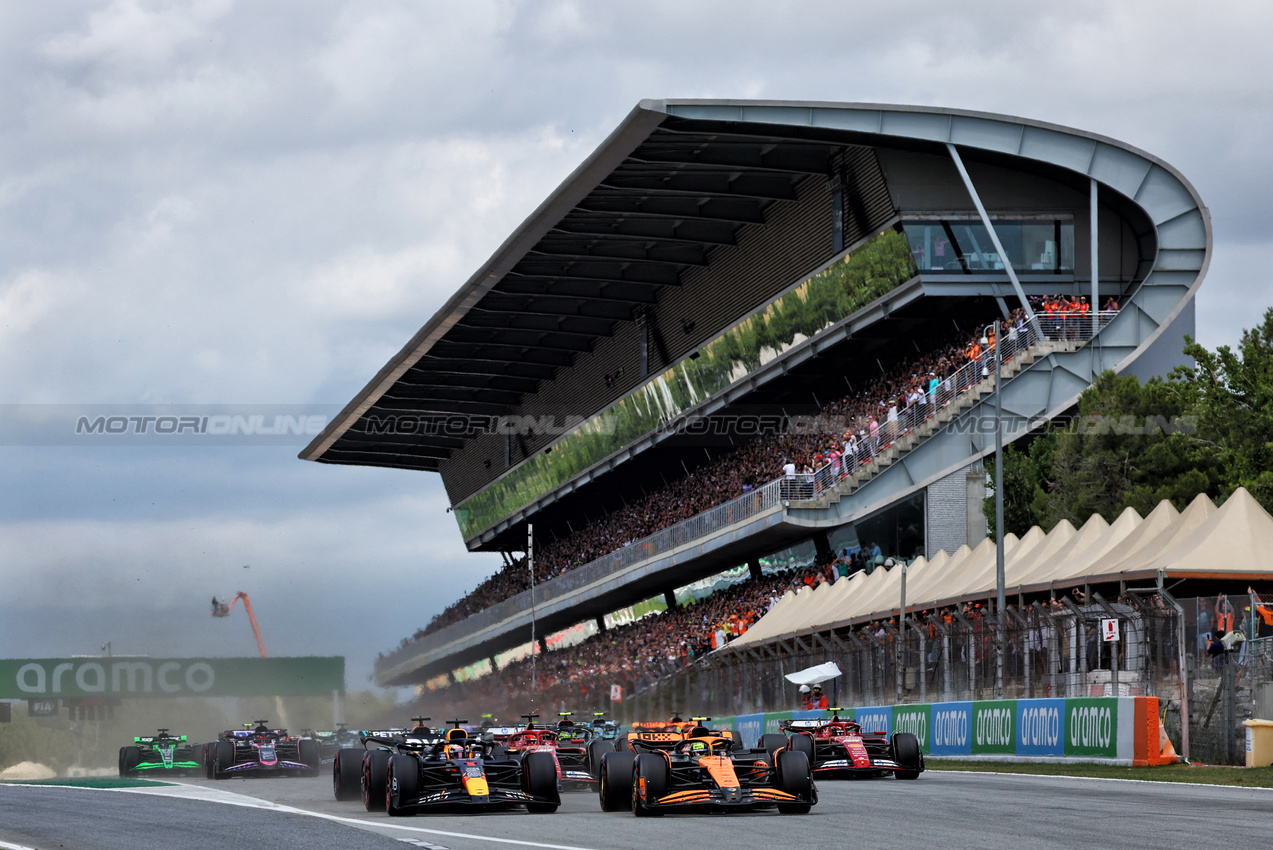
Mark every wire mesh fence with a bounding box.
[592,591,1273,764]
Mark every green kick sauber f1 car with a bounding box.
[119,729,203,777]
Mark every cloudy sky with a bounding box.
[1,1,1267,693]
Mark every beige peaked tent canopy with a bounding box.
[728,488,1273,651]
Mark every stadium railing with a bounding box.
[383,310,1113,668]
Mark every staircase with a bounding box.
[790,338,1081,509]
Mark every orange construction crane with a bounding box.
[212,592,267,657]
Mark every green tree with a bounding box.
[1179,307,1273,510]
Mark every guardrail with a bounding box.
[379,311,1114,674]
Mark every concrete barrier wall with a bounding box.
[711,697,1172,765]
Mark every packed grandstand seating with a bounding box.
[431,563,847,716]
[416,296,1110,640]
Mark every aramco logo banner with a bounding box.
[0,657,345,699]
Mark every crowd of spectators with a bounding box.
[416,299,1099,639]
[424,566,842,719]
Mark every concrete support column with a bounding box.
[812,532,832,561]
[596,616,607,634]
[748,558,763,581]
[664,589,677,610]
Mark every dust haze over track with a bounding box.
[5,770,1273,850]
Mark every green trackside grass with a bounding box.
[1,777,174,789]
[928,760,1273,788]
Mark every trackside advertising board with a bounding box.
[0,657,345,699]
[733,697,1124,760]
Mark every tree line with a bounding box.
[986,307,1273,535]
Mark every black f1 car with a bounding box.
[598,722,816,815]
[207,720,320,779]
[331,719,424,807]
[119,729,202,777]
[341,717,560,814]
[364,719,561,815]
[773,713,924,779]
[303,723,363,765]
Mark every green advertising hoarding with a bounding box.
[971,699,1016,755]
[0,657,345,699]
[892,703,930,751]
[1065,697,1118,758]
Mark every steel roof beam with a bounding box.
[551,219,738,247]
[506,264,680,288]
[574,196,767,224]
[524,245,708,268]
[457,310,617,337]
[319,448,446,465]
[384,385,525,406]
[627,148,829,176]
[372,397,513,416]
[450,316,608,341]
[495,278,662,304]
[597,171,800,201]
[399,370,543,392]
[338,432,466,452]
[473,296,635,322]
[412,357,558,380]
[425,345,576,367]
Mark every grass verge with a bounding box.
[928,760,1273,788]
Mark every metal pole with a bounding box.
[898,562,907,700]
[1091,178,1099,337]
[528,523,537,697]
[947,144,1036,323]
[995,319,1006,697]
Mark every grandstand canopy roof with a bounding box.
[302,103,839,472]
[727,488,1273,650]
[301,98,1178,475]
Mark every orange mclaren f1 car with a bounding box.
[597,722,815,815]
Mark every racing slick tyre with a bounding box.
[631,754,667,817]
[362,750,390,812]
[212,741,235,779]
[598,751,635,812]
[202,744,215,778]
[760,733,788,761]
[587,739,616,779]
[333,748,363,801]
[119,746,140,777]
[786,732,814,762]
[775,750,813,814]
[298,739,322,777]
[523,751,561,813]
[386,754,419,817]
[891,732,922,780]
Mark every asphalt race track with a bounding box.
[4,771,1273,850]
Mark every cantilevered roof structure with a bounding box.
[304,99,1208,548]
[303,99,1211,685]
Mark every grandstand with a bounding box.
[302,100,1209,691]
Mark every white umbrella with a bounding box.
[783,662,842,687]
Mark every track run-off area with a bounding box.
[4,771,1273,850]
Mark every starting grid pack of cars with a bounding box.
[118,709,925,816]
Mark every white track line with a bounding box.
[102,783,601,850]
[0,840,39,850]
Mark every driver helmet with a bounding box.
[445,744,463,760]
[798,685,811,694]
[687,740,710,757]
